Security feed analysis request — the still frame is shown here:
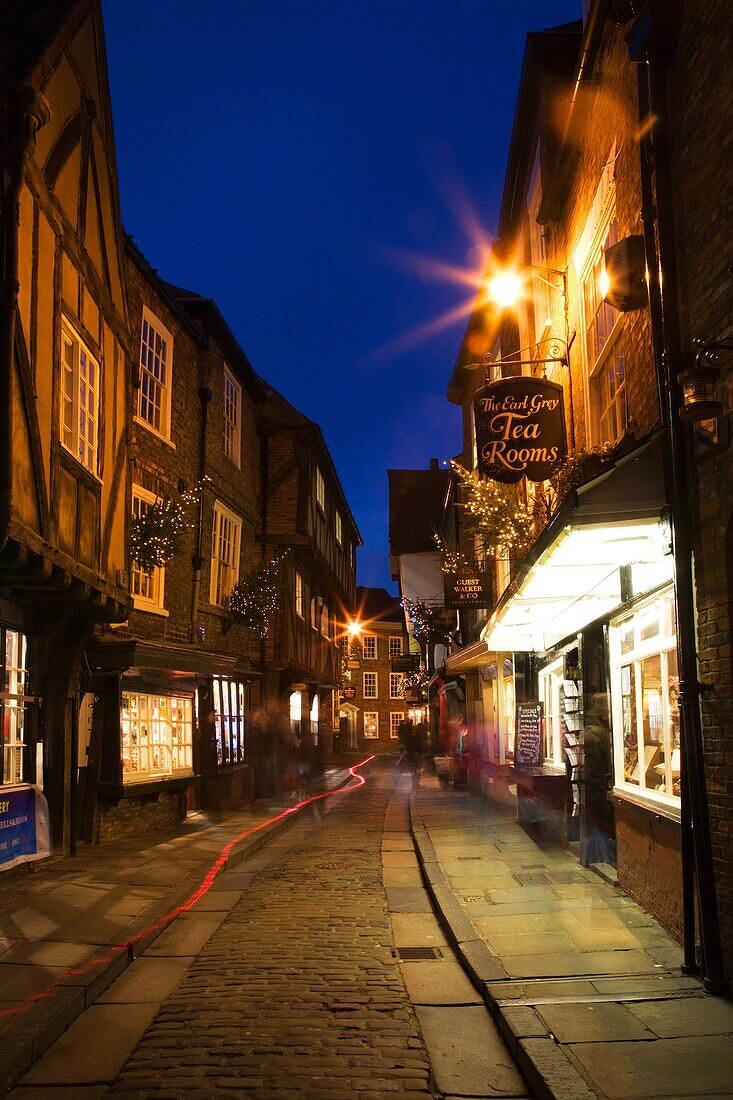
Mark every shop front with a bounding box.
[88,641,256,839]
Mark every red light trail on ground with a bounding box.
[0,756,375,1022]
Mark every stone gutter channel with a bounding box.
[408,789,598,1100]
[0,768,354,1096]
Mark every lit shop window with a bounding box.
[137,308,173,439]
[610,587,680,806]
[212,677,246,767]
[131,486,166,612]
[389,636,403,658]
[2,629,28,785]
[364,712,379,739]
[362,635,377,660]
[389,673,404,700]
[210,501,242,608]
[223,366,241,466]
[61,321,99,474]
[121,692,193,782]
[363,672,377,699]
[390,712,404,740]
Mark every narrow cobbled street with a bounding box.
[9,761,526,1099]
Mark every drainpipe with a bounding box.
[190,386,212,634]
[258,429,270,678]
[627,8,727,995]
[0,85,49,550]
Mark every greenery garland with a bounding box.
[130,480,207,575]
[228,552,287,637]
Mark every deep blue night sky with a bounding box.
[102,0,581,591]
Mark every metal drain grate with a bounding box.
[462,894,485,903]
[457,855,483,861]
[394,947,443,961]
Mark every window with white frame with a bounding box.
[315,466,325,512]
[131,486,166,612]
[121,691,193,782]
[2,629,28,785]
[335,510,343,546]
[363,672,377,699]
[390,712,404,740]
[212,677,246,766]
[320,601,330,637]
[389,672,404,699]
[581,207,627,445]
[538,657,564,766]
[137,308,172,439]
[362,634,377,660]
[610,586,680,806]
[61,320,99,474]
[295,571,304,618]
[210,501,241,608]
[389,635,403,659]
[222,365,241,466]
[364,712,379,738]
[311,596,319,630]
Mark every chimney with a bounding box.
[429,458,439,470]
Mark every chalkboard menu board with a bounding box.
[515,702,544,767]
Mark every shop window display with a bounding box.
[212,678,246,766]
[2,629,28,786]
[611,588,680,805]
[121,691,193,782]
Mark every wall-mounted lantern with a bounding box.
[677,338,731,422]
[603,235,647,311]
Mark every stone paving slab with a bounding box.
[416,1005,528,1097]
[390,913,449,948]
[97,956,194,1004]
[399,957,483,1005]
[569,1035,733,1097]
[410,772,733,1100]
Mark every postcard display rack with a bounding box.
[561,677,582,841]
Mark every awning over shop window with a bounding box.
[481,435,673,653]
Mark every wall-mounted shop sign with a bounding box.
[515,701,544,767]
[444,570,492,610]
[474,377,567,483]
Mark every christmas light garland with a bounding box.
[130,480,208,575]
[451,462,538,560]
[228,551,287,637]
[401,598,452,646]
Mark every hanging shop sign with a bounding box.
[444,569,492,610]
[514,701,544,767]
[473,376,567,483]
[391,654,420,673]
[342,684,356,700]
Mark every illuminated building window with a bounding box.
[223,365,241,466]
[295,571,304,618]
[390,712,404,740]
[131,486,166,613]
[2,629,28,785]
[210,501,242,608]
[364,712,379,738]
[61,320,99,474]
[121,691,193,782]
[137,308,172,440]
[581,205,627,445]
[212,677,246,766]
[610,587,680,807]
[315,466,325,512]
[389,636,403,658]
[389,673,404,699]
[363,672,377,699]
[362,634,377,660]
[335,510,343,545]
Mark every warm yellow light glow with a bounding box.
[599,266,611,299]
[346,620,363,638]
[487,271,522,308]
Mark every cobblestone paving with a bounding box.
[110,764,437,1098]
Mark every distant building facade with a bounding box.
[344,588,408,754]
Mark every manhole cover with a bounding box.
[512,872,551,886]
[394,947,443,961]
[547,871,586,885]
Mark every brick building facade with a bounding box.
[440,1,731,988]
[344,587,409,754]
